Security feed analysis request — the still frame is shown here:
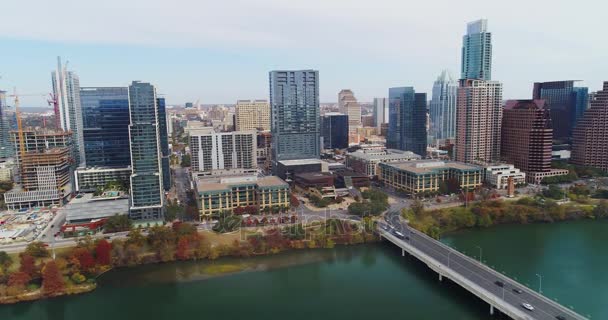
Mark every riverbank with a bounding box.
[0,219,377,305]
[404,196,608,239]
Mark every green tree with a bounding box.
[212,211,242,233]
[104,214,132,233]
[410,199,425,218]
[593,200,608,218]
[543,185,565,200]
[0,251,12,271]
[25,242,49,258]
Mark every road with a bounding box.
[172,167,190,204]
[382,211,586,320]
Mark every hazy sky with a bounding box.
[1,0,606,107]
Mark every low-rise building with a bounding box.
[346,148,421,177]
[294,172,334,189]
[75,167,132,192]
[378,160,482,195]
[275,159,324,181]
[484,164,526,189]
[194,175,289,219]
[62,192,129,224]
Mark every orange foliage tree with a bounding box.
[95,239,112,266]
[42,260,65,295]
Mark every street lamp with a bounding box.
[475,245,483,263]
[536,273,543,294]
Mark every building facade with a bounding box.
[429,70,458,142]
[0,91,13,158]
[455,79,503,164]
[157,97,171,191]
[484,164,526,189]
[74,167,132,192]
[373,97,388,130]
[52,57,85,166]
[80,87,131,168]
[188,127,257,175]
[571,81,608,172]
[387,87,427,156]
[461,19,492,81]
[532,81,588,141]
[235,99,270,131]
[338,89,361,133]
[346,148,421,177]
[127,81,164,221]
[379,160,483,195]
[270,70,320,169]
[321,113,348,150]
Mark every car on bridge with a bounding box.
[521,303,534,311]
[392,230,405,239]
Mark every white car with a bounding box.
[521,303,534,311]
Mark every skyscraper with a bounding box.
[501,100,554,182]
[235,99,270,131]
[571,81,608,172]
[532,81,588,141]
[128,81,164,221]
[188,127,257,175]
[455,79,503,164]
[461,19,492,81]
[321,113,349,150]
[52,57,85,166]
[157,97,171,192]
[269,70,320,169]
[429,70,458,142]
[80,87,131,167]
[373,97,389,130]
[387,87,427,156]
[338,89,361,132]
[0,91,13,158]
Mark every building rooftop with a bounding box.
[278,159,324,166]
[62,193,129,222]
[383,160,481,174]
[195,175,288,193]
[348,149,421,161]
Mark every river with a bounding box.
[1,219,605,320]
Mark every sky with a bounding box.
[0,0,606,108]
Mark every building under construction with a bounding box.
[10,129,73,166]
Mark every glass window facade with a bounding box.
[321,114,348,149]
[388,87,427,157]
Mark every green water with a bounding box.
[1,220,605,320]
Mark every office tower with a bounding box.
[128,81,164,221]
[429,70,458,142]
[461,19,492,80]
[80,87,131,167]
[52,57,85,166]
[269,70,320,168]
[501,100,554,180]
[373,98,389,130]
[188,127,256,175]
[338,89,362,132]
[532,81,588,141]
[455,79,503,164]
[571,81,608,172]
[257,132,272,173]
[0,91,13,158]
[387,87,427,157]
[321,113,349,149]
[157,97,171,191]
[235,99,270,131]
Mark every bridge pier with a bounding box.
[402,249,405,257]
[489,304,494,315]
[438,273,443,282]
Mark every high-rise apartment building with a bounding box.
[269,70,320,169]
[429,70,458,142]
[532,81,588,141]
[501,100,555,182]
[157,97,171,192]
[235,100,270,131]
[387,87,427,157]
[0,91,13,158]
[52,57,85,166]
[128,81,164,221]
[461,19,492,81]
[321,113,349,150]
[455,79,503,164]
[188,127,257,175]
[571,81,608,172]
[373,98,389,130]
[338,89,362,132]
[80,87,131,167]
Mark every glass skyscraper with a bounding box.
[387,87,427,156]
[0,91,13,158]
[269,70,320,168]
[157,97,171,192]
[321,113,348,150]
[461,19,492,81]
[80,87,130,168]
[128,81,164,221]
[429,70,458,142]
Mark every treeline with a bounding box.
[348,189,389,216]
[405,198,608,239]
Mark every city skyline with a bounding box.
[1,0,606,107]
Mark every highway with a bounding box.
[382,211,586,320]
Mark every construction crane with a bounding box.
[47,93,60,129]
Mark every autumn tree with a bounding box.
[7,272,30,288]
[42,261,64,295]
[175,237,190,260]
[25,241,49,258]
[19,254,36,278]
[72,248,95,272]
[95,239,112,265]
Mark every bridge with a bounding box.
[379,212,587,320]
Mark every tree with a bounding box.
[72,248,95,272]
[594,200,608,219]
[104,214,132,233]
[25,241,49,258]
[19,254,36,278]
[181,154,191,167]
[95,239,112,266]
[410,199,425,218]
[543,185,565,200]
[42,261,64,295]
[125,229,146,247]
[212,211,242,233]
[0,251,12,271]
[176,237,190,260]
[7,272,30,288]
